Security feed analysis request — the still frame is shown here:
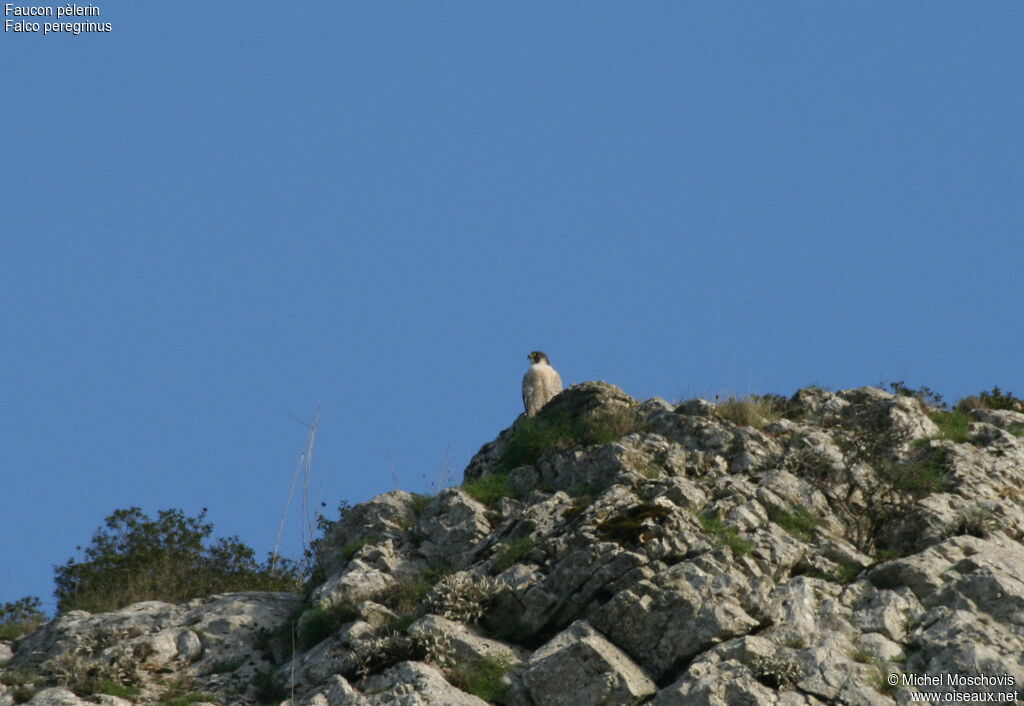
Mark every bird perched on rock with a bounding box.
[522,351,563,417]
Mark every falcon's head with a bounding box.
[528,351,550,365]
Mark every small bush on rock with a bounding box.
[881,381,945,411]
[422,572,499,623]
[347,631,451,679]
[974,386,1023,412]
[794,407,952,556]
[499,408,641,472]
[493,537,538,572]
[953,505,1000,539]
[0,596,45,640]
[157,679,218,706]
[929,409,971,443]
[699,515,755,556]
[252,670,287,706]
[463,473,516,505]
[297,601,360,649]
[54,507,300,613]
[376,571,441,617]
[768,506,821,542]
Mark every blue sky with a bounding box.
[3,3,1022,612]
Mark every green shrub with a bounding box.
[158,680,219,706]
[768,506,821,542]
[498,408,640,472]
[0,596,45,640]
[97,681,141,699]
[849,649,874,664]
[447,655,513,702]
[375,572,437,616]
[499,412,579,471]
[340,537,372,561]
[699,515,755,556]
[54,507,300,614]
[252,670,287,706]
[410,494,434,515]
[1009,424,1024,438]
[463,474,515,506]
[297,601,359,649]
[880,451,951,497]
[881,381,945,410]
[493,537,537,572]
[836,561,862,584]
[929,409,971,443]
[953,505,1000,539]
[977,386,1023,411]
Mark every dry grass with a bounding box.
[715,395,784,429]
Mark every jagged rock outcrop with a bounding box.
[4,383,1024,705]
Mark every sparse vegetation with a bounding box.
[252,670,287,706]
[422,572,499,624]
[953,505,1000,539]
[836,561,863,584]
[768,506,821,542]
[562,483,604,520]
[975,386,1023,412]
[872,668,898,696]
[410,493,434,515]
[929,409,971,443]
[0,596,46,640]
[340,537,372,561]
[158,679,219,706]
[493,537,538,572]
[498,407,640,472]
[699,515,755,556]
[297,601,360,649]
[849,648,874,664]
[97,680,142,699]
[54,507,300,614]
[1,669,43,704]
[881,380,945,410]
[790,404,953,556]
[446,654,513,703]
[376,572,439,617]
[345,630,451,680]
[715,395,784,428]
[463,473,516,506]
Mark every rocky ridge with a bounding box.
[3,382,1024,705]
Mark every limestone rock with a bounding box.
[358,661,487,705]
[523,620,655,706]
[416,488,491,568]
[6,382,1024,706]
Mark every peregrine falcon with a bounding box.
[522,351,563,417]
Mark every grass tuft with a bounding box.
[715,396,783,429]
[463,474,516,506]
[699,515,755,556]
[768,506,821,542]
[446,655,513,702]
[493,537,538,572]
[929,409,971,443]
[499,408,640,472]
